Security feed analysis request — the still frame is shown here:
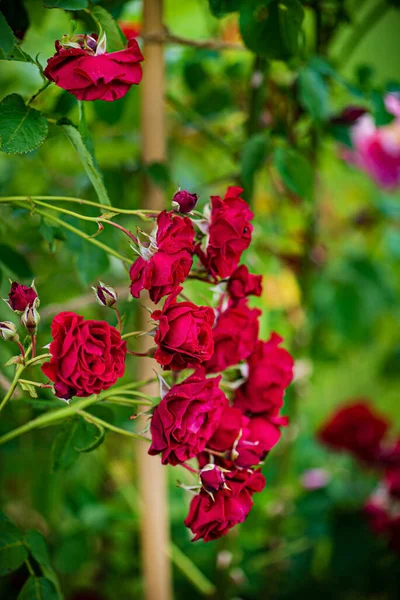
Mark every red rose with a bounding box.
[152,288,215,370]
[172,189,199,214]
[204,300,260,373]
[130,251,193,304]
[42,312,126,399]
[7,281,37,313]
[197,186,253,279]
[119,21,141,40]
[130,210,194,303]
[234,416,282,468]
[227,265,262,300]
[200,464,226,492]
[155,210,195,254]
[44,37,143,102]
[148,373,227,465]
[318,401,389,463]
[234,333,294,416]
[385,468,400,500]
[184,469,266,542]
[207,404,242,453]
[364,500,390,534]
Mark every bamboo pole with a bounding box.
[137,1,172,600]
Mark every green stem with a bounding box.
[79,410,150,442]
[0,364,25,414]
[16,203,132,265]
[167,544,216,597]
[28,80,51,105]
[25,353,51,368]
[121,330,147,340]
[106,390,155,401]
[100,378,156,397]
[19,378,51,388]
[25,558,35,576]
[0,196,159,216]
[103,397,153,407]
[0,395,100,445]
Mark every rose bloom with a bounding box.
[200,464,226,492]
[152,288,215,370]
[343,94,400,190]
[130,210,194,303]
[197,186,253,279]
[184,469,266,542]
[119,21,141,40]
[172,189,199,214]
[234,333,294,416]
[227,265,262,301]
[148,373,227,466]
[44,36,144,102]
[318,401,389,463]
[7,281,37,313]
[204,300,260,373]
[42,312,126,400]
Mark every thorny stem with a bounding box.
[0,196,160,217]
[79,410,150,442]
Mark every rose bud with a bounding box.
[92,282,118,309]
[200,464,226,492]
[172,189,199,214]
[0,321,19,343]
[7,281,38,314]
[21,299,40,335]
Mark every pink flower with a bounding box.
[184,469,266,542]
[343,94,400,189]
[44,37,143,102]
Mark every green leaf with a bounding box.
[0,94,48,154]
[0,243,34,278]
[0,521,27,576]
[273,146,313,201]
[24,530,51,570]
[73,418,105,453]
[59,121,111,205]
[240,132,269,200]
[18,576,59,600]
[44,0,88,8]
[371,91,393,126]
[145,162,171,189]
[90,6,125,52]
[298,67,329,122]
[19,381,38,398]
[208,0,242,17]
[0,11,34,63]
[51,419,81,471]
[240,0,304,60]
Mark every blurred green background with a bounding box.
[1,0,400,599]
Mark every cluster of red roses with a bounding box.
[127,186,294,541]
[319,401,400,555]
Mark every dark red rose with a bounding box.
[8,281,37,313]
[364,500,390,534]
[129,210,195,303]
[198,186,253,279]
[234,416,283,468]
[130,251,193,304]
[155,210,195,254]
[152,288,215,370]
[200,464,226,492]
[148,373,227,465]
[385,468,400,500]
[318,401,389,464]
[184,469,266,542]
[42,312,126,399]
[172,189,199,214]
[44,37,143,102]
[388,517,400,555]
[207,404,242,453]
[234,333,294,416]
[227,265,262,300]
[330,106,367,126]
[204,300,260,373]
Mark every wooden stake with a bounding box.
[138,2,172,600]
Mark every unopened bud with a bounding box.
[0,321,19,343]
[6,280,38,314]
[92,282,118,309]
[200,463,225,492]
[172,189,198,214]
[21,299,40,335]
